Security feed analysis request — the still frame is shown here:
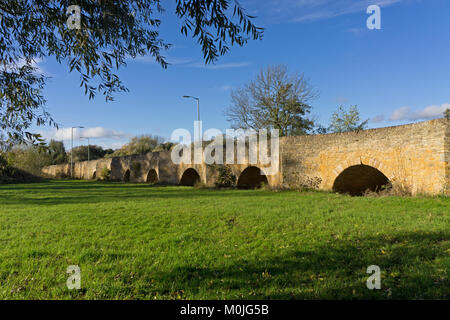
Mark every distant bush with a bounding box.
[1,152,42,183]
[100,166,111,180]
[6,145,52,176]
[286,172,322,191]
[152,142,175,152]
[131,161,141,176]
[48,140,67,164]
[194,181,209,189]
[110,135,165,157]
[214,165,236,188]
[363,182,412,197]
[71,144,112,162]
[0,153,8,174]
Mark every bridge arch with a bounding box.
[123,169,131,183]
[179,168,200,186]
[146,169,158,184]
[332,164,391,196]
[237,166,269,189]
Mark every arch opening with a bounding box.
[123,169,131,183]
[333,164,390,196]
[146,169,158,184]
[237,166,268,189]
[179,168,200,186]
[92,171,97,180]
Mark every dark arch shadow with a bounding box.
[123,170,131,183]
[179,168,200,186]
[92,171,97,180]
[237,166,268,189]
[146,169,158,184]
[333,164,390,196]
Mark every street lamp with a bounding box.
[183,96,201,142]
[80,136,90,162]
[71,126,84,178]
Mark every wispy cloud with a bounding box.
[132,55,194,65]
[334,96,350,104]
[347,27,366,34]
[40,127,129,141]
[244,0,404,23]
[389,103,449,121]
[293,0,403,22]
[2,57,47,75]
[219,85,235,91]
[188,62,252,70]
[370,115,385,123]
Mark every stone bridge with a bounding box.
[42,119,449,196]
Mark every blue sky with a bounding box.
[36,0,450,149]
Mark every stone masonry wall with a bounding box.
[42,119,449,196]
[281,118,448,195]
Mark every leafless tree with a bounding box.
[225,65,318,136]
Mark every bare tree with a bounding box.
[225,65,318,136]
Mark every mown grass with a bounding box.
[0,180,448,300]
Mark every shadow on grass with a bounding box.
[0,181,284,206]
[147,231,449,300]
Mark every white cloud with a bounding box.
[389,103,450,121]
[99,141,127,150]
[370,115,385,123]
[3,57,46,75]
[41,127,129,141]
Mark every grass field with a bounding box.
[0,180,448,299]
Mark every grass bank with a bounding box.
[0,180,448,299]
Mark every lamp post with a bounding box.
[182,96,201,142]
[80,136,90,161]
[71,126,84,178]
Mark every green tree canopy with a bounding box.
[0,0,263,145]
[6,145,52,176]
[111,135,165,157]
[48,140,67,164]
[71,144,112,162]
[225,65,318,136]
[328,105,369,133]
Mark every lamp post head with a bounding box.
[183,95,199,101]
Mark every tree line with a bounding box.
[0,135,172,179]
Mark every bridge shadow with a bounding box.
[0,181,283,206]
[146,231,449,299]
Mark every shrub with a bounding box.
[6,145,52,176]
[287,172,322,191]
[0,153,8,174]
[131,161,141,176]
[1,152,42,183]
[214,165,236,188]
[194,181,209,189]
[100,166,111,180]
[362,182,412,197]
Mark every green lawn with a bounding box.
[0,180,448,299]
